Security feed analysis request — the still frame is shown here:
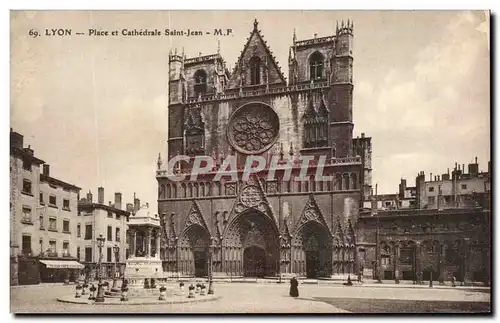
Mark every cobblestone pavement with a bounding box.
[10,282,490,314]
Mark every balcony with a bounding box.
[62,252,71,258]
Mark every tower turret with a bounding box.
[329,19,354,157]
[168,48,184,104]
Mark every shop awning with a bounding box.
[39,260,84,269]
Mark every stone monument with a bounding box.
[124,203,165,292]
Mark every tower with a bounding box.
[167,49,186,157]
[329,19,354,157]
[168,49,184,105]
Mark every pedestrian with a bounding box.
[289,277,299,297]
[451,275,456,287]
[343,275,353,286]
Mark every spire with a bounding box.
[293,28,297,44]
[157,153,162,170]
[289,141,294,157]
[217,39,220,54]
[279,143,284,160]
[253,18,259,31]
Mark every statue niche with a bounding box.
[184,106,205,155]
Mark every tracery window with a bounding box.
[249,56,261,85]
[194,69,207,95]
[309,51,324,81]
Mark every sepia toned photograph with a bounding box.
[9,10,491,314]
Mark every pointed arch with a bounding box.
[172,183,177,198]
[179,223,211,277]
[350,173,358,190]
[200,182,205,197]
[249,56,262,85]
[193,183,199,197]
[335,173,342,190]
[309,51,324,81]
[222,209,279,277]
[343,173,350,190]
[165,184,171,199]
[181,183,187,198]
[292,220,332,278]
[194,69,207,95]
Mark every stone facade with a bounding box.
[10,129,82,285]
[356,207,491,285]
[157,20,371,279]
[77,188,131,280]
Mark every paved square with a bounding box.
[10,282,491,314]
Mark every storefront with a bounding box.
[39,259,84,283]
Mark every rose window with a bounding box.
[227,102,280,154]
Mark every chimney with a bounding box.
[361,133,365,138]
[24,145,34,156]
[114,192,122,210]
[43,164,50,177]
[430,173,433,181]
[98,187,104,204]
[462,164,465,174]
[108,201,112,206]
[10,130,24,149]
[399,178,406,198]
[86,190,93,203]
[468,158,479,177]
[126,203,134,213]
[314,33,317,39]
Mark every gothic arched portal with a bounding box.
[179,224,211,277]
[222,210,279,277]
[293,221,332,278]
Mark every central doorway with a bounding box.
[306,251,320,278]
[194,250,208,277]
[243,246,266,277]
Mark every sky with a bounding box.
[10,10,490,214]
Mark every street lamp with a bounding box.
[95,233,106,303]
[112,244,119,289]
[208,237,214,295]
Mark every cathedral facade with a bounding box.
[156,19,372,279]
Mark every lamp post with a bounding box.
[208,237,214,295]
[372,184,382,283]
[112,244,119,289]
[95,233,106,303]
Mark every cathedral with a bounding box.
[156,19,373,279]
